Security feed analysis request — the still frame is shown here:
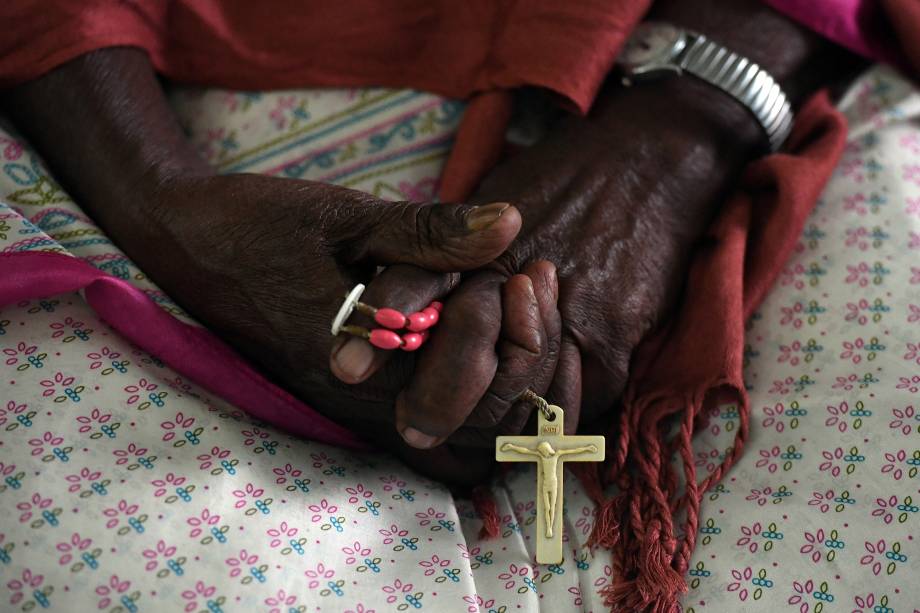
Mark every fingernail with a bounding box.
[523,275,537,304]
[401,426,439,449]
[548,264,558,302]
[467,202,510,231]
[332,338,375,382]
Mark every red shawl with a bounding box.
[2,1,919,610]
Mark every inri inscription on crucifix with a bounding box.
[496,404,605,564]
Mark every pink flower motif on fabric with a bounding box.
[888,405,918,436]
[225,548,258,578]
[56,533,92,566]
[231,483,264,509]
[745,487,773,506]
[755,446,782,473]
[95,575,132,610]
[266,521,298,549]
[902,163,920,186]
[908,304,920,323]
[264,589,299,613]
[726,566,755,601]
[271,463,302,486]
[181,581,217,613]
[186,508,220,539]
[0,400,27,428]
[112,443,148,466]
[86,346,121,370]
[880,448,919,480]
[64,467,102,493]
[101,499,140,530]
[308,498,338,523]
[910,266,920,285]
[304,562,335,589]
[123,378,158,405]
[341,541,371,565]
[736,523,764,553]
[141,539,177,572]
[75,408,112,434]
[15,492,52,523]
[903,341,920,365]
[418,554,450,576]
[7,568,43,606]
[27,431,63,457]
[808,490,834,513]
[151,472,187,498]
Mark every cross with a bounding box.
[495,403,605,564]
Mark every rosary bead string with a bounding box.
[520,389,553,420]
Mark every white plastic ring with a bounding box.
[331,283,366,336]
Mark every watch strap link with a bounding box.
[678,33,792,152]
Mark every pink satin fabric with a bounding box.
[0,252,368,450]
[765,0,905,66]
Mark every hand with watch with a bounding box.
[393,0,862,465]
[618,21,793,152]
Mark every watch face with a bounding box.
[620,22,683,69]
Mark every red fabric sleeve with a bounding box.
[0,1,165,88]
[0,0,646,114]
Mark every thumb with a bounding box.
[347,200,521,272]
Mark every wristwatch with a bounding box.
[617,21,793,152]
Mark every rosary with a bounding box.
[333,286,606,564]
[498,390,605,563]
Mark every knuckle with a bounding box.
[511,304,544,356]
[490,247,529,278]
[403,388,465,438]
[468,388,515,429]
[446,426,500,448]
[408,202,438,252]
[545,326,562,362]
[496,405,531,437]
[448,299,500,346]
[402,202,469,265]
[478,399,508,429]
[503,352,537,376]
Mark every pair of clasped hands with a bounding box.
[4,8,845,483]
[7,48,743,485]
[144,57,775,484]
[175,75,746,484]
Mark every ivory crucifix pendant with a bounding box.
[495,404,605,564]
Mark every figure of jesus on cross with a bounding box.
[496,403,605,564]
[499,440,599,538]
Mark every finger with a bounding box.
[330,264,455,384]
[547,332,582,435]
[340,199,522,272]
[395,271,504,448]
[462,261,561,434]
[395,440,495,486]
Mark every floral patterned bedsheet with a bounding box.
[0,64,917,612]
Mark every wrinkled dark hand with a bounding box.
[129,173,566,482]
[395,78,764,448]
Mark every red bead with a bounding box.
[369,328,402,350]
[406,311,432,332]
[419,330,430,343]
[374,307,407,329]
[422,307,439,326]
[429,301,444,312]
[400,333,423,351]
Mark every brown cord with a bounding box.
[520,389,553,421]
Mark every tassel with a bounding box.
[587,493,625,550]
[587,388,750,611]
[471,485,501,539]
